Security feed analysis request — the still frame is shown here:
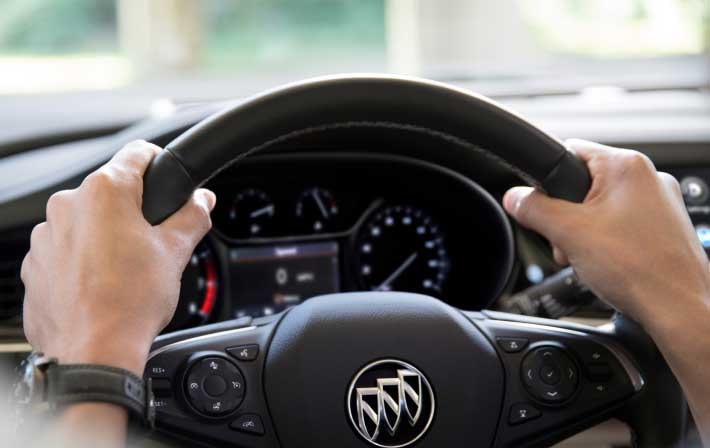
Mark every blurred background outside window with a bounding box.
[0,0,708,97]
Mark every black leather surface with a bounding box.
[264,292,504,447]
[142,74,591,224]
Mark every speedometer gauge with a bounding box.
[356,205,449,296]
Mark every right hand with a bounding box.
[21,140,216,375]
[502,139,710,329]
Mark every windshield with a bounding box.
[2,0,708,97]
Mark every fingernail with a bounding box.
[502,187,530,215]
[564,138,586,153]
[196,189,217,211]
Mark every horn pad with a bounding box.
[264,292,503,447]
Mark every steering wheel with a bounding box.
[140,75,686,447]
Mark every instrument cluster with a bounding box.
[211,185,368,240]
[169,153,513,331]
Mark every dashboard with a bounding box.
[168,152,513,331]
[0,88,709,341]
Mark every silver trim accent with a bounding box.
[491,320,645,392]
[347,359,435,448]
[146,326,257,361]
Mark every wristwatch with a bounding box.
[12,352,155,429]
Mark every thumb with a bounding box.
[502,187,577,244]
[158,188,217,251]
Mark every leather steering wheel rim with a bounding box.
[140,75,685,446]
[141,74,591,224]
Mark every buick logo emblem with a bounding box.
[347,359,435,447]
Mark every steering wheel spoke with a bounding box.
[141,293,657,448]
[473,311,644,446]
[144,316,281,447]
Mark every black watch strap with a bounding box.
[46,364,155,427]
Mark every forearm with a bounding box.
[640,290,710,445]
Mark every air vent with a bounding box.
[0,228,30,319]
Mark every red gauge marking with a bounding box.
[200,258,218,316]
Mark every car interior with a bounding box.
[1,1,709,447]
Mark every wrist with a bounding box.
[633,287,710,342]
[55,330,155,376]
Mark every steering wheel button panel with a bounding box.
[474,315,644,446]
[521,347,578,404]
[185,356,246,416]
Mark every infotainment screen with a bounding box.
[229,241,340,318]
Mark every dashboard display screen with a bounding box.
[229,241,340,317]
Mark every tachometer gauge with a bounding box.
[165,242,219,331]
[357,205,449,296]
[228,188,275,238]
[294,187,339,233]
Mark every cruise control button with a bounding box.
[509,403,541,425]
[203,374,228,397]
[186,375,202,399]
[227,344,260,361]
[228,376,245,397]
[185,357,245,416]
[151,378,172,398]
[231,414,265,435]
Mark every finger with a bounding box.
[564,138,615,162]
[108,140,162,178]
[29,222,49,253]
[20,253,31,285]
[45,189,75,226]
[658,172,682,200]
[158,189,217,252]
[503,187,578,245]
[84,141,162,209]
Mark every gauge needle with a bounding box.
[312,190,329,219]
[250,204,274,218]
[376,252,418,291]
